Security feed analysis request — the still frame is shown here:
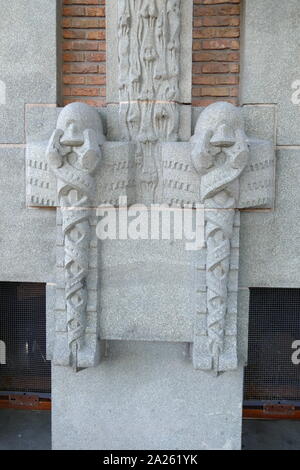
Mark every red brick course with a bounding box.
[62,0,106,107]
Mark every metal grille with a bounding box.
[244,288,300,403]
[0,282,51,395]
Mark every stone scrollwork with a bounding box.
[47,103,105,370]
[191,102,250,373]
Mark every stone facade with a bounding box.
[0,0,298,452]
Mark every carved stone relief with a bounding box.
[46,103,105,370]
[118,0,181,203]
[25,1,275,373]
[191,102,250,373]
[33,100,275,373]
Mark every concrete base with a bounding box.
[52,341,244,450]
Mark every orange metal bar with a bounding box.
[0,397,51,411]
[243,408,300,420]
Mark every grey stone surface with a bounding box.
[106,0,118,104]
[46,283,56,361]
[0,0,59,143]
[241,0,300,145]
[26,106,134,207]
[242,105,276,144]
[239,149,300,288]
[106,104,192,142]
[99,238,196,342]
[0,148,56,283]
[28,100,275,376]
[52,341,244,450]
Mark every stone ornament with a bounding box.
[39,100,275,373]
[46,103,105,370]
[26,0,274,373]
[118,0,181,204]
[191,103,250,373]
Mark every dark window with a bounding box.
[244,288,300,403]
[0,282,51,395]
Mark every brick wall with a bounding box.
[192,0,240,106]
[62,0,106,106]
[62,0,240,107]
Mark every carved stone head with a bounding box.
[57,102,105,148]
[191,102,250,202]
[191,102,249,176]
[47,102,105,173]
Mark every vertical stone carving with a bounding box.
[47,103,105,369]
[118,0,181,203]
[191,102,250,373]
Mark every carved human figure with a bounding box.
[46,102,105,369]
[191,102,250,373]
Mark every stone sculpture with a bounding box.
[26,0,274,374]
[46,102,105,370]
[191,102,250,373]
[118,0,181,203]
[37,99,274,373]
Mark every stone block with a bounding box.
[0,148,56,283]
[241,0,300,145]
[52,341,244,450]
[0,0,59,143]
[239,149,300,288]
